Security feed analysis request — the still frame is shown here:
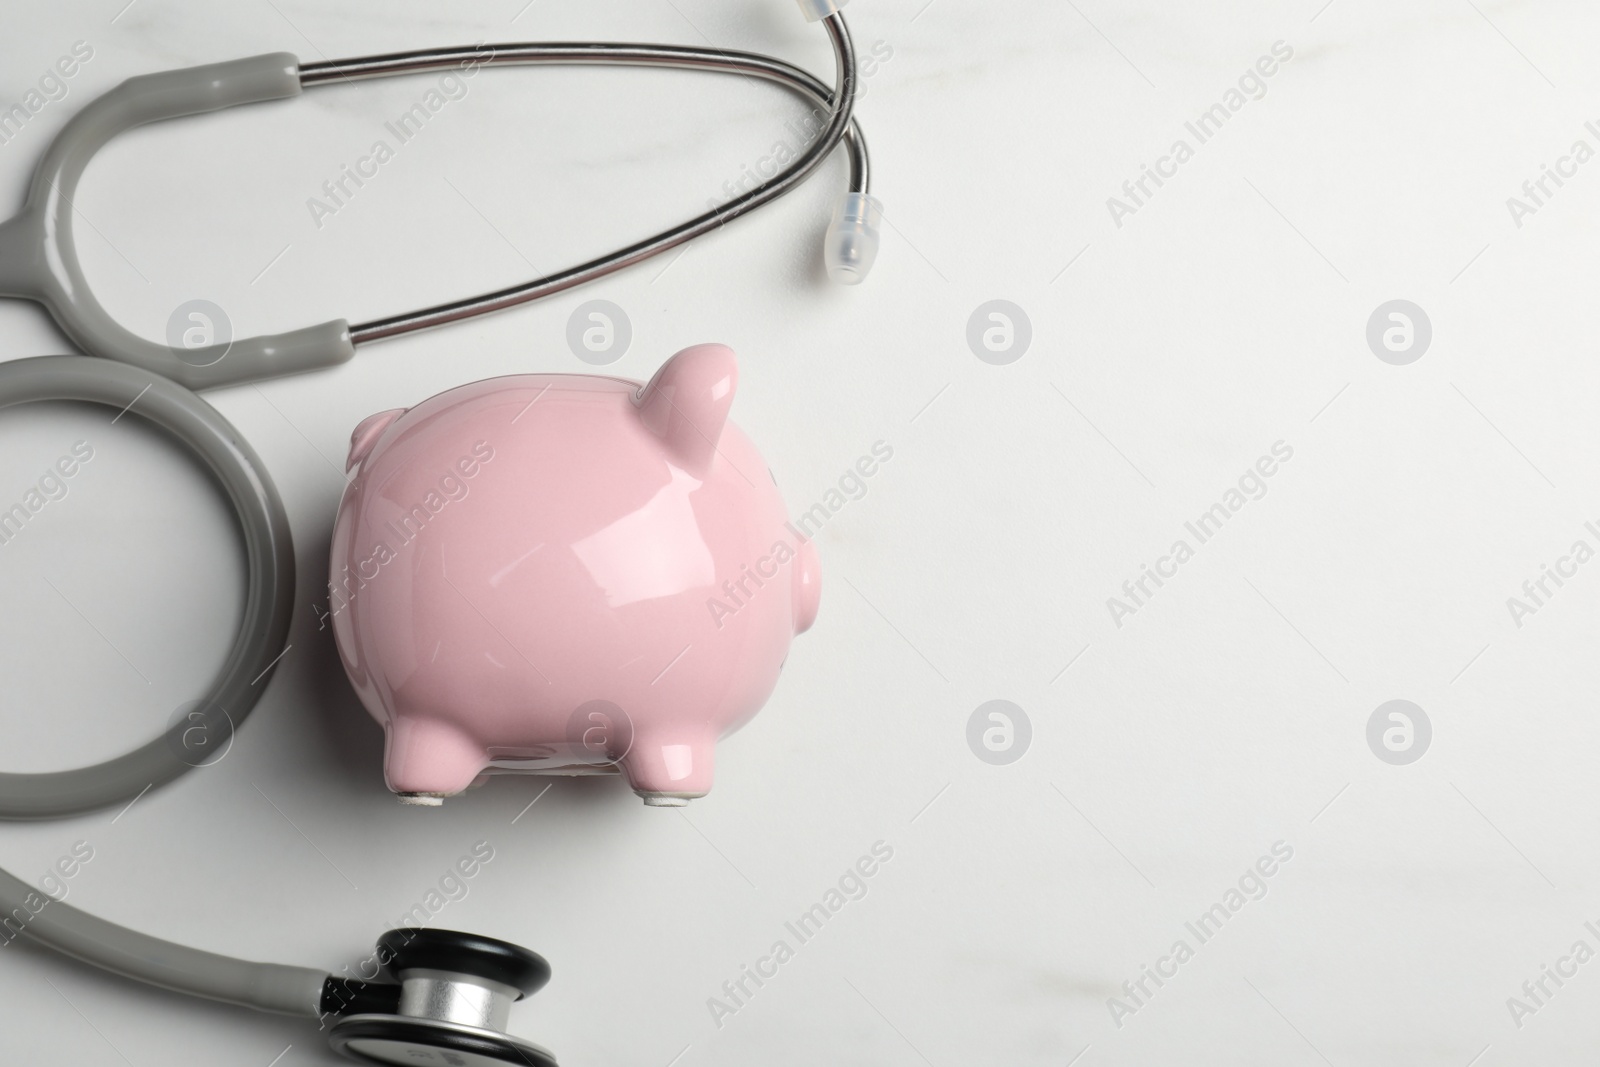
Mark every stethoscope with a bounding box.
[0,4,876,1063]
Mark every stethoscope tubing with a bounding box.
[0,355,319,1015]
[0,357,295,817]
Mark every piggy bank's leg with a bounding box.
[620,723,718,806]
[383,715,489,804]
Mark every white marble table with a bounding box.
[0,0,1597,1064]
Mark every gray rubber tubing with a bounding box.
[0,55,354,390]
[0,356,324,1015]
[0,866,325,1015]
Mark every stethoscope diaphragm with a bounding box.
[329,1016,557,1067]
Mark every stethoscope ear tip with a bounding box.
[825,192,883,285]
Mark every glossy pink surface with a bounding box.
[329,344,819,804]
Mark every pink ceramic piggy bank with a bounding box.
[328,344,820,806]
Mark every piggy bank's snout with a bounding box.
[793,537,821,634]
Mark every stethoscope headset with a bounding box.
[0,2,877,1062]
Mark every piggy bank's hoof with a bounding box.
[384,718,488,797]
[640,794,693,807]
[397,793,446,807]
[620,729,716,800]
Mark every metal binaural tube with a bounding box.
[297,35,867,190]
[298,15,866,346]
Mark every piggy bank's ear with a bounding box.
[634,344,738,475]
[347,408,407,472]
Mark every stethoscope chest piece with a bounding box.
[328,929,557,1067]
